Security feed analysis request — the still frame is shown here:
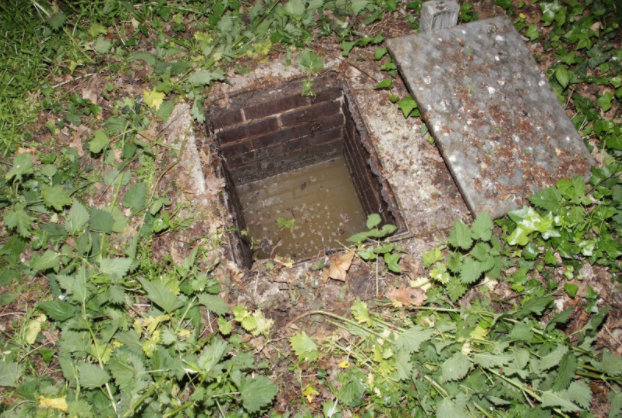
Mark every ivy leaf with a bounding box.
[471,212,493,241]
[448,219,473,250]
[441,352,470,382]
[78,363,109,389]
[143,89,164,111]
[597,91,613,111]
[460,258,481,284]
[297,49,324,74]
[138,278,183,313]
[394,326,434,354]
[238,375,279,413]
[42,185,72,211]
[290,332,319,362]
[525,24,539,41]
[555,66,571,89]
[384,252,401,273]
[198,294,230,315]
[528,187,562,212]
[397,96,418,118]
[4,206,33,237]
[65,200,90,234]
[122,183,147,214]
[31,250,60,271]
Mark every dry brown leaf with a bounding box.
[385,285,427,306]
[323,251,355,282]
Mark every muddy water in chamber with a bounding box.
[236,157,368,261]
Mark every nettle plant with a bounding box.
[347,213,402,275]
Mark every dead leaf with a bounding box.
[205,175,226,196]
[39,397,68,412]
[385,285,427,306]
[274,255,294,268]
[323,251,355,282]
[227,261,244,281]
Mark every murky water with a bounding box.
[237,156,367,261]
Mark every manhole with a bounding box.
[208,78,406,267]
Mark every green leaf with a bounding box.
[38,300,77,322]
[395,349,413,380]
[0,360,21,387]
[65,200,90,234]
[4,206,33,237]
[46,12,67,30]
[350,0,370,15]
[397,96,418,118]
[6,153,34,181]
[384,252,401,273]
[471,212,493,241]
[422,248,444,268]
[130,51,158,66]
[525,24,539,41]
[515,296,553,318]
[100,257,133,280]
[138,278,183,313]
[471,242,491,262]
[93,36,112,54]
[290,332,319,362]
[441,352,470,382]
[528,187,562,212]
[31,250,59,271]
[509,322,533,341]
[90,208,114,233]
[555,66,571,89]
[285,0,305,17]
[564,283,578,298]
[541,390,580,413]
[566,381,591,409]
[460,257,481,284]
[366,213,381,229]
[436,398,469,418]
[351,299,373,326]
[297,49,324,74]
[239,375,279,413]
[552,352,576,391]
[42,185,72,211]
[609,392,622,418]
[595,350,622,376]
[394,326,434,353]
[494,0,512,9]
[218,317,232,335]
[192,96,206,123]
[375,79,392,89]
[448,219,473,250]
[88,23,108,38]
[374,47,388,60]
[154,101,175,123]
[597,91,613,111]
[540,345,568,371]
[89,130,109,153]
[188,69,225,85]
[277,217,295,230]
[78,363,109,389]
[122,183,147,214]
[198,294,230,315]
[472,353,513,368]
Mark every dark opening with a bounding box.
[208,78,405,268]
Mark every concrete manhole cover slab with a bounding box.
[387,16,594,219]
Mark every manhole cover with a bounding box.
[387,16,594,218]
